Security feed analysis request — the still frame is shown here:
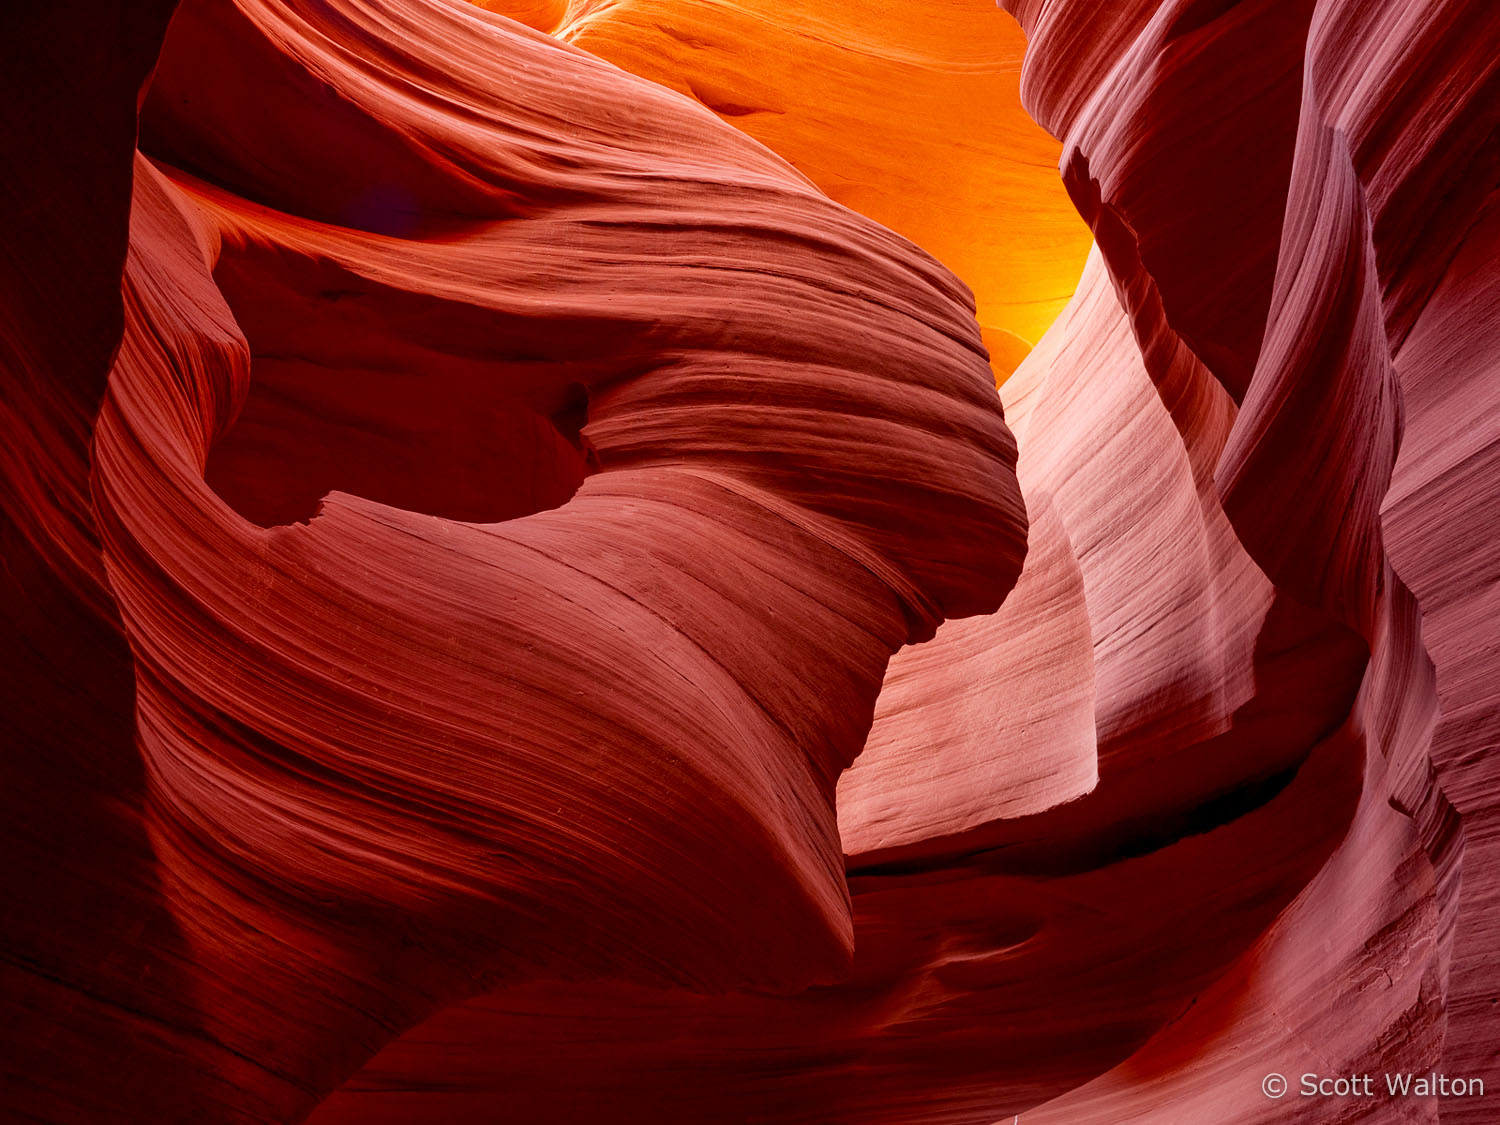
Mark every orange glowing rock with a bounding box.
[481,0,1093,378]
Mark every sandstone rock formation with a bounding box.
[1,0,1495,1122]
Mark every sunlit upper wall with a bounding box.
[475,0,1092,381]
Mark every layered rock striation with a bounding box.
[1,0,1496,1122]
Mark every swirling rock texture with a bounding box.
[0,2,1495,1124]
[499,0,1096,378]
